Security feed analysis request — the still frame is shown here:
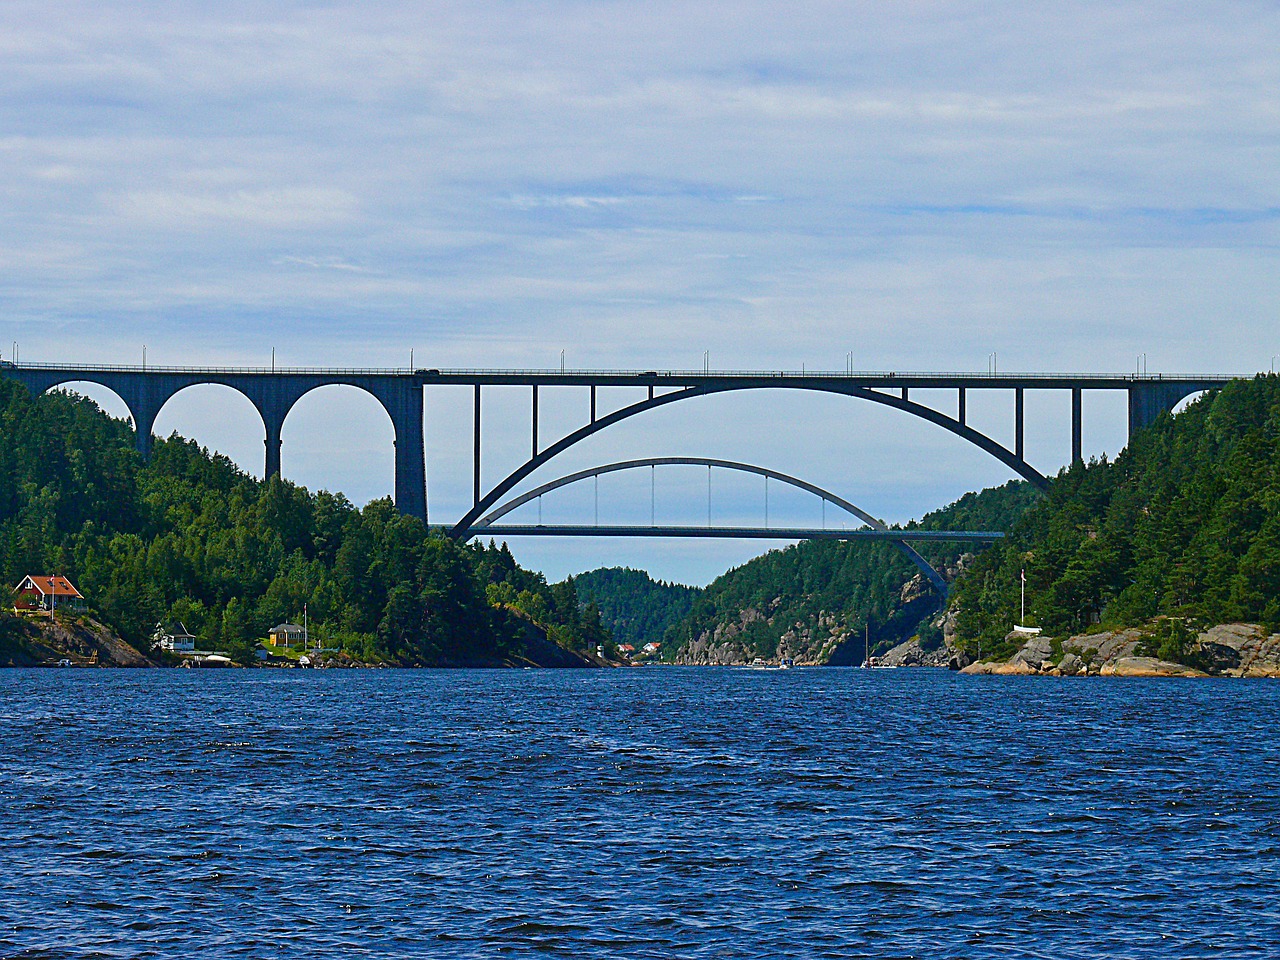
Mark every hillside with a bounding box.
[0,379,606,667]
[668,480,1040,664]
[950,374,1280,665]
[571,567,700,653]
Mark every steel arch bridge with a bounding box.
[467,456,1008,597]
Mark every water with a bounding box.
[2,668,1278,959]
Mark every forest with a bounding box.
[664,480,1040,662]
[951,375,1280,660]
[0,379,607,665]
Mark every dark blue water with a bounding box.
[2,668,1279,959]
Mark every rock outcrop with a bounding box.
[0,614,157,667]
[960,622,1280,678]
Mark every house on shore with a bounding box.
[153,621,198,654]
[269,623,305,646]
[13,575,84,614]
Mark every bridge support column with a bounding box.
[532,385,539,457]
[1071,388,1082,464]
[957,387,966,426]
[1128,382,1200,438]
[264,418,282,479]
[115,378,165,462]
[387,382,426,521]
[473,385,481,507]
[1015,388,1024,460]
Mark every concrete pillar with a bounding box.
[1071,388,1082,464]
[1128,382,1199,438]
[1015,388,1024,460]
[264,417,282,479]
[384,380,426,521]
[473,385,481,507]
[115,373,166,462]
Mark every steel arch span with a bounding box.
[452,381,1055,539]
[467,456,958,597]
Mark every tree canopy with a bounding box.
[0,380,606,665]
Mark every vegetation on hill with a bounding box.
[0,380,606,665]
[952,375,1280,662]
[667,480,1040,663]
[572,567,700,651]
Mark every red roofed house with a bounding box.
[13,575,84,614]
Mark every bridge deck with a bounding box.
[0,361,1237,390]
[469,525,1005,541]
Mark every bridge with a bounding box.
[0,361,1234,554]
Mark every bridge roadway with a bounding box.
[475,525,1004,541]
[0,361,1238,527]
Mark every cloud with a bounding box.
[112,186,358,228]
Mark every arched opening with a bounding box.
[1172,390,1210,416]
[282,384,395,506]
[152,383,266,478]
[43,381,135,427]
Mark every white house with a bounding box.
[153,621,197,654]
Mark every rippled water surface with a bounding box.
[3,668,1280,958]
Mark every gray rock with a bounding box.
[1057,652,1082,676]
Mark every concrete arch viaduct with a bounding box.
[1,362,1233,535]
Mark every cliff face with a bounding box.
[673,568,961,666]
[668,481,1035,667]
[0,614,158,667]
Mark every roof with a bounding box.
[16,575,83,599]
[271,623,304,632]
[155,621,196,639]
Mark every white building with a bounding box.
[153,622,197,654]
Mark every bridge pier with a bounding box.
[1128,382,1202,437]
[378,380,426,521]
[1015,388,1024,460]
[264,418,283,478]
[1071,388,1082,464]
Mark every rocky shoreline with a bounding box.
[0,613,611,669]
[876,621,1280,678]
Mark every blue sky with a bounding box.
[2,2,1278,584]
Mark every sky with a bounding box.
[2,1,1278,584]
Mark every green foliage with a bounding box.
[951,376,1280,661]
[0,379,599,665]
[571,567,700,653]
[668,480,1038,662]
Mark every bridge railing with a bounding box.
[0,361,1243,381]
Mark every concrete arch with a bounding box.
[287,380,401,430]
[151,382,267,473]
[40,380,137,427]
[451,382,1049,539]
[473,456,950,596]
[280,383,396,503]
